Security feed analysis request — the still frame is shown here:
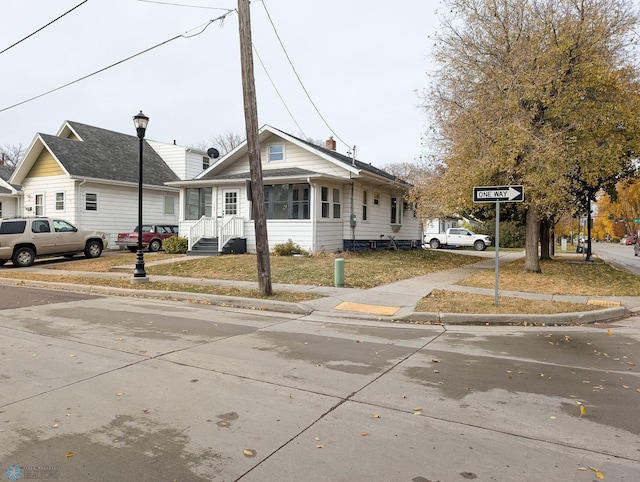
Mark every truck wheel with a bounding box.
[148,239,162,252]
[474,240,486,251]
[429,239,440,249]
[12,247,36,267]
[84,240,103,258]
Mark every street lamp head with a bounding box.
[133,110,149,139]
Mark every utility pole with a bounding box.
[238,0,272,295]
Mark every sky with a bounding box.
[0,0,441,168]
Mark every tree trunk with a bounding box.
[525,205,542,273]
[540,217,551,261]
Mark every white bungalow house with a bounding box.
[9,121,209,245]
[0,163,22,219]
[168,125,422,254]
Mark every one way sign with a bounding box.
[473,185,524,203]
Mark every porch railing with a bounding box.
[188,215,244,251]
[188,216,216,251]
[219,216,245,250]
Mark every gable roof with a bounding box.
[12,121,180,186]
[193,125,407,186]
[0,164,21,194]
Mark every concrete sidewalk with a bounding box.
[3,249,638,325]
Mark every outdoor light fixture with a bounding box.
[132,110,150,283]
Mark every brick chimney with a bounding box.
[325,136,336,151]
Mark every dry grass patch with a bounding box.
[416,289,596,314]
[144,250,483,289]
[458,255,640,297]
[44,251,181,272]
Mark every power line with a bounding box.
[260,0,352,151]
[0,0,90,55]
[253,44,307,138]
[137,0,232,10]
[0,13,232,114]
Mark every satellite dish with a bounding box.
[207,148,220,159]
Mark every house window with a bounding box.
[333,188,341,219]
[373,192,380,205]
[0,201,3,218]
[185,187,212,220]
[55,192,65,211]
[164,196,175,215]
[261,183,310,220]
[321,186,329,218]
[85,193,97,211]
[391,196,402,225]
[35,194,44,215]
[362,190,368,221]
[268,144,284,162]
[202,156,210,170]
[224,191,238,215]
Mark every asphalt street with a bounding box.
[1,285,639,481]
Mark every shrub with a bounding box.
[163,236,188,254]
[272,239,308,256]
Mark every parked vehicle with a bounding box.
[634,241,640,256]
[0,217,108,267]
[116,224,178,252]
[623,235,637,245]
[424,228,493,251]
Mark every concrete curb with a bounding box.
[400,306,630,325]
[0,277,313,315]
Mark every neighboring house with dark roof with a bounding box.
[9,121,207,244]
[0,163,22,219]
[168,125,421,254]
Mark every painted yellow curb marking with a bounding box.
[334,301,400,316]
[587,299,621,307]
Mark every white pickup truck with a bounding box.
[424,228,492,251]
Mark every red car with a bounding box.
[116,224,178,252]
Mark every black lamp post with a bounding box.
[132,111,149,283]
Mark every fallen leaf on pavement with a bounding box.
[589,466,604,479]
[243,449,256,457]
[65,452,74,458]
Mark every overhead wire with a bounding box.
[253,45,307,138]
[0,12,233,114]
[0,0,90,55]
[259,0,353,152]
[136,0,233,11]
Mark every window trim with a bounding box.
[85,192,98,211]
[55,192,65,211]
[390,196,402,225]
[362,190,368,222]
[332,188,341,219]
[267,143,285,162]
[35,193,44,216]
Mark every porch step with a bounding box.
[187,237,220,256]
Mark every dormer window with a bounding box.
[268,144,284,162]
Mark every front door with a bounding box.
[223,189,239,220]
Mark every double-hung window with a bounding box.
[85,193,97,211]
[268,144,284,162]
[55,192,65,211]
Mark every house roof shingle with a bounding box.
[41,121,179,186]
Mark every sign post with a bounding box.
[473,185,524,306]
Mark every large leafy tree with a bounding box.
[417,0,640,272]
